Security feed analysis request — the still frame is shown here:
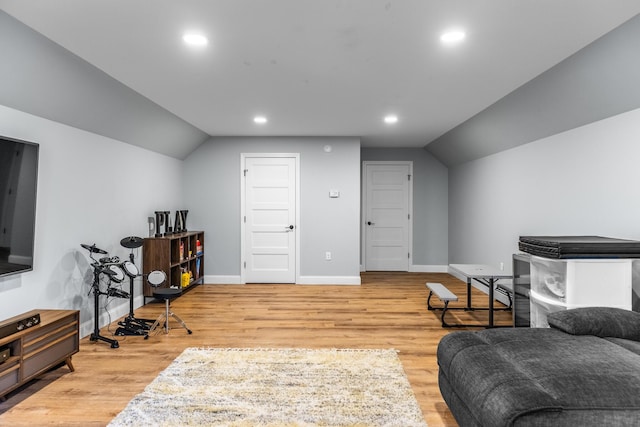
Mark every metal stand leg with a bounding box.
[144,298,192,338]
[164,298,170,332]
[145,311,167,338]
[116,274,154,337]
[427,291,456,328]
[167,310,192,334]
[89,273,119,348]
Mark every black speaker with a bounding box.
[0,347,9,363]
[0,313,41,340]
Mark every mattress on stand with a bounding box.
[518,235,640,259]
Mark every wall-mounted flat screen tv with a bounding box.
[0,136,39,278]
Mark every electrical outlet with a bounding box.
[325,251,332,261]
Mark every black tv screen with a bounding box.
[0,136,39,278]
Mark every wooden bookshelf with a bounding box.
[142,231,204,297]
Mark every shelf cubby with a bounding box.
[142,231,204,297]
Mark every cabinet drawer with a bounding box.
[23,333,77,379]
[0,361,20,393]
[23,319,78,355]
[530,291,567,328]
[530,255,632,307]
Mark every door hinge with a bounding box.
[408,174,411,181]
[243,169,248,177]
[408,252,410,259]
[408,213,410,220]
[243,261,246,269]
[244,216,246,223]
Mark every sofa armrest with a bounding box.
[548,307,640,341]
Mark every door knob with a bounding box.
[367,221,375,226]
[286,225,294,230]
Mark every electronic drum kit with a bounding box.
[81,236,167,347]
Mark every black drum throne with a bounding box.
[145,271,192,338]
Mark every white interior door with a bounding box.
[242,155,297,283]
[363,162,412,271]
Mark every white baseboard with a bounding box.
[359,264,449,273]
[297,276,361,285]
[410,264,449,273]
[205,275,242,284]
[205,275,361,285]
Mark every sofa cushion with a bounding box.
[438,327,640,426]
[605,337,640,356]
[548,307,640,341]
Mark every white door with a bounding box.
[363,162,412,271]
[242,155,298,283]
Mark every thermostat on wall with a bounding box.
[329,190,340,198]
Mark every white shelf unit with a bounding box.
[530,255,633,327]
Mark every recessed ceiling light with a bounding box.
[384,115,399,124]
[440,30,466,44]
[182,33,208,47]
[253,116,268,124]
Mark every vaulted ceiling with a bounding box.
[1,1,639,163]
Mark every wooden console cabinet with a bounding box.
[143,231,204,297]
[0,309,79,399]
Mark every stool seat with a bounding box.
[153,287,182,299]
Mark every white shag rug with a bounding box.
[109,347,427,427]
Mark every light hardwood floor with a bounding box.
[0,272,513,426]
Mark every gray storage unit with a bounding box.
[512,253,531,327]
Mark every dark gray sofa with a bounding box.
[437,307,640,426]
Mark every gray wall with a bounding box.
[183,137,362,283]
[0,104,184,338]
[361,148,449,268]
[0,10,208,160]
[449,107,640,268]
[0,11,198,337]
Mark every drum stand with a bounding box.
[115,254,154,337]
[82,244,120,349]
[115,237,155,337]
[89,268,120,348]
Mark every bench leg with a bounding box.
[427,292,456,327]
[496,286,513,310]
[427,291,435,310]
[440,302,475,328]
[440,301,455,328]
